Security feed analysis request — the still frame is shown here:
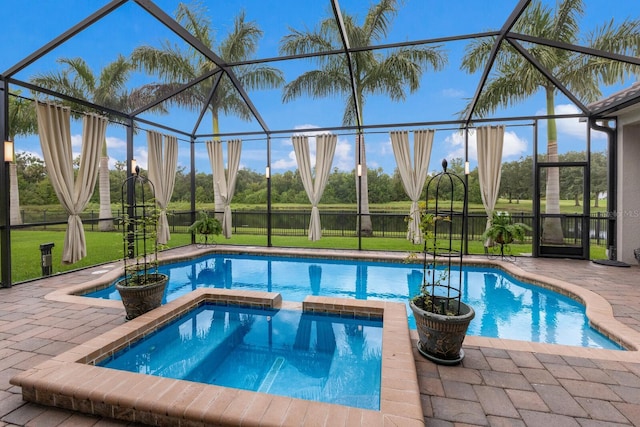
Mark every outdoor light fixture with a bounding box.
[265,166,270,179]
[464,161,470,175]
[4,140,14,163]
[131,159,137,175]
[357,164,362,177]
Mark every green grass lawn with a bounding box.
[7,228,607,284]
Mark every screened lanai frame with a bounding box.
[1,0,640,287]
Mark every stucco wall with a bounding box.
[617,117,640,264]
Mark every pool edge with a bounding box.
[44,245,640,358]
[11,289,425,426]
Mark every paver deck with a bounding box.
[1,245,640,426]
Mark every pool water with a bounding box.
[99,303,383,410]
[88,254,623,350]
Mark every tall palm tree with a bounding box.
[460,0,640,244]
[131,2,284,218]
[31,55,153,231]
[7,91,38,225]
[279,0,446,236]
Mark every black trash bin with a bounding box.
[40,242,55,276]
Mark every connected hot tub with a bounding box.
[11,289,423,426]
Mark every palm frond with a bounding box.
[584,18,640,85]
[57,57,95,93]
[175,1,213,49]
[550,0,583,43]
[237,66,284,91]
[342,92,360,126]
[460,36,499,74]
[469,73,536,118]
[282,69,351,103]
[220,10,262,62]
[131,44,199,83]
[279,26,336,56]
[362,0,398,43]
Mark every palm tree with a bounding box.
[279,0,446,236]
[98,142,112,231]
[7,90,38,225]
[131,2,284,218]
[460,0,640,244]
[31,55,153,231]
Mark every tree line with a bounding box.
[14,152,607,209]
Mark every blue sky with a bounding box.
[3,0,637,176]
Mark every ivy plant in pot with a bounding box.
[115,166,169,320]
[189,211,222,245]
[409,159,475,365]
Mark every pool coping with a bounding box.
[44,245,640,362]
[11,288,424,426]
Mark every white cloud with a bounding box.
[108,156,119,169]
[134,148,148,170]
[71,134,82,147]
[106,136,126,149]
[333,136,352,171]
[502,131,529,157]
[442,88,465,98]
[444,128,528,161]
[272,150,297,169]
[379,137,393,156]
[443,130,466,160]
[292,124,323,135]
[68,135,126,166]
[537,103,605,140]
[271,124,353,172]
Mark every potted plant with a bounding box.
[115,166,169,320]
[482,211,530,245]
[189,211,222,245]
[409,159,475,365]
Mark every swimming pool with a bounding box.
[11,290,424,425]
[98,303,383,410]
[87,253,622,350]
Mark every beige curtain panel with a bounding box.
[35,101,107,264]
[206,139,242,239]
[476,125,505,246]
[390,129,434,244]
[147,131,178,245]
[293,134,337,241]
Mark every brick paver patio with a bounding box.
[1,246,640,426]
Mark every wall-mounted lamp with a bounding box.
[464,161,470,175]
[131,159,137,175]
[4,140,14,163]
[357,164,362,177]
[265,166,270,179]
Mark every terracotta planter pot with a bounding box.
[116,273,169,320]
[410,297,475,365]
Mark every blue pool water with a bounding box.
[99,303,383,409]
[88,254,623,350]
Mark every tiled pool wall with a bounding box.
[12,288,424,426]
[44,245,640,358]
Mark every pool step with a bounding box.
[258,356,285,393]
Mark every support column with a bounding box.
[0,81,11,287]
